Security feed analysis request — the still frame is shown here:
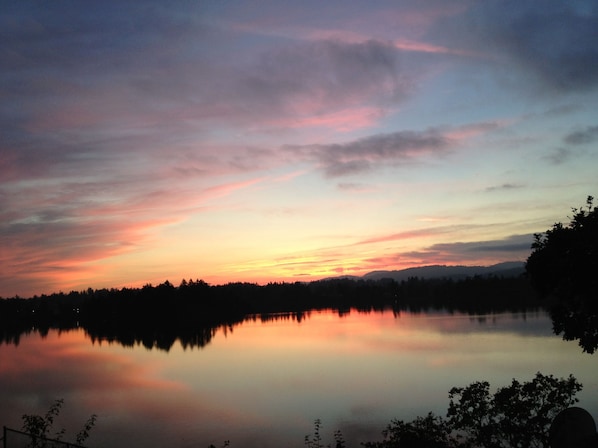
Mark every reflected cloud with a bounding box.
[0,331,186,394]
[1,309,595,448]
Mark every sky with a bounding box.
[1,0,597,298]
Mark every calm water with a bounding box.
[1,310,596,448]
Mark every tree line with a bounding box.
[0,274,539,351]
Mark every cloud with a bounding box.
[563,125,598,145]
[0,4,439,193]
[268,107,387,132]
[393,38,475,57]
[295,26,474,56]
[444,122,503,140]
[355,227,454,246]
[544,148,574,165]
[0,170,267,296]
[337,182,375,192]
[360,234,533,270]
[0,194,173,295]
[1,11,412,185]
[438,234,533,254]
[430,1,598,93]
[287,121,501,177]
[293,128,451,177]
[485,183,525,193]
[234,39,407,120]
[413,234,533,262]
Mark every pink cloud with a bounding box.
[288,25,478,58]
[393,38,475,56]
[354,227,455,246]
[0,170,269,296]
[268,106,386,132]
[200,177,265,200]
[445,121,505,141]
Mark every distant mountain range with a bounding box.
[334,261,526,282]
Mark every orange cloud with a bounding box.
[0,171,270,297]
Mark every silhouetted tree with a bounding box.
[21,399,97,447]
[363,373,581,448]
[447,372,581,448]
[526,196,598,353]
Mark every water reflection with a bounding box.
[1,309,550,352]
[0,310,596,448]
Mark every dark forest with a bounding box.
[0,274,539,351]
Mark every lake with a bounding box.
[1,309,596,448]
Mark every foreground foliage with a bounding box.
[362,373,581,448]
[21,399,97,447]
[447,373,581,448]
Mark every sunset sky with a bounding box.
[1,1,597,298]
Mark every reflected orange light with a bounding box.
[208,311,454,355]
[0,329,186,393]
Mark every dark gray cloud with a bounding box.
[545,147,574,165]
[564,125,598,145]
[391,234,534,266]
[0,3,410,184]
[361,233,533,272]
[235,39,407,117]
[431,1,598,93]
[485,183,525,193]
[0,2,219,182]
[293,128,450,177]
[429,234,533,256]
[0,2,209,72]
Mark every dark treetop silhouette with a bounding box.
[526,195,598,353]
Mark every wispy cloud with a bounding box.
[292,128,450,177]
[544,148,575,165]
[0,171,267,295]
[564,125,598,145]
[238,39,407,116]
[286,121,501,177]
[392,38,475,56]
[485,183,525,193]
[363,234,533,269]
[429,1,598,93]
[268,107,387,132]
[429,234,533,256]
[337,182,376,192]
[354,227,455,246]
